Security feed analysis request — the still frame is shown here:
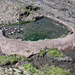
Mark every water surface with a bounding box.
[4,17,70,41]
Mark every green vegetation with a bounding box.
[42,65,74,75]
[36,48,65,58]
[6,20,35,25]
[23,30,48,41]
[48,48,65,58]
[26,50,30,53]
[23,63,46,75]
[0,24,2,26]
[36,47,47,57]
[23,63,74,75]
[0,54,31,64]
[22,17,70,40]
[15,21,30,24]
[0,55,17,63]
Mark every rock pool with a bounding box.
[3,17,70,41]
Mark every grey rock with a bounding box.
[0,0,43,25]
[0,0,25,24]
[0,66,28,75]
[55,56,72,62]
[7,0,75,29]
[3,60,11,65]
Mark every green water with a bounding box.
[5,17,70,41]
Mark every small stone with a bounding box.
[14,68,22,73]
[9,68,13,71]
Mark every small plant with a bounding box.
[0,24,2,26]
[6,20,35,25]
[0,54,31,64]
[16,21,30,24]
[47,48,65,58]
[26,50,30,53]
[36,47,47,57]
[22,63,74,75]
[0,55,17,63]
[23,63,46,75]
[42,65,74,75]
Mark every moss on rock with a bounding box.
[36,48,65,58]
[42,65,74,75]
[0,54,31,65]
[23,63,74,75]
[47,48,65,58]
[23,63,46,75]
[36,47,47,57]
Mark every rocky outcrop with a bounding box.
[0,0,25,24]
[8,0,75,29]
[34,0,75,29]
[1,0,75,27]
[0,0,44,24]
